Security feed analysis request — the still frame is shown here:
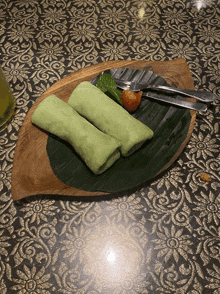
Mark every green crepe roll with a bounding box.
[31,94,121,175]
[67,81,154,157]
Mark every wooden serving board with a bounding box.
[11,58,196,201]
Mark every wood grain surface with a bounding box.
[11,58,196,200]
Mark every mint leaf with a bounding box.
[96,73,123,105]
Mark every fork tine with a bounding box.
[115,79,131,85]
[115,79,141,92]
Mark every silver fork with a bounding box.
[115,80,208,112]
[115,79,217,103]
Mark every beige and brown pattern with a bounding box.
[0,0,220,293]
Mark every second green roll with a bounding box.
[67,81,154,157]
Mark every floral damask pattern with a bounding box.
[0,0,220,293]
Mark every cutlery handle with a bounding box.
[151,85,217,102]
[143,92,207,112]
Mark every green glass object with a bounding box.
[0,65,16,129]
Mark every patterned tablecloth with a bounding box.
[1,0,220,293]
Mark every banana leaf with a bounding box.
[46,68,191,192]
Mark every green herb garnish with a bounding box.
[96,73,123,105]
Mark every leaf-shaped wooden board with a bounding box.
[11,59,196,200]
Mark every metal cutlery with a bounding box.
[115,80,208,112]
[114,79,217,103]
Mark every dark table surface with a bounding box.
[1,0,220,293]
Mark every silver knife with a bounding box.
[141,91,207,112]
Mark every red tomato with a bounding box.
[120,90,142,112]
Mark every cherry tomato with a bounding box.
[120,90,142,112]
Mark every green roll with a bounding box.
[67,81,154,157]
[31,94,121,175]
